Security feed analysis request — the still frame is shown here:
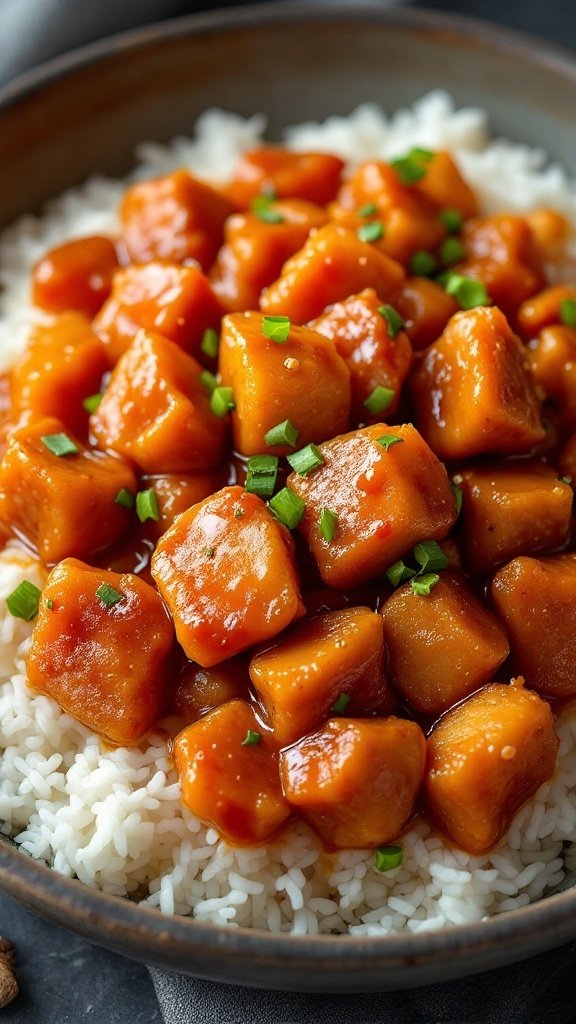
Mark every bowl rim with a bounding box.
[1,0,576,975]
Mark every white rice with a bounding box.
[1,91,575,935]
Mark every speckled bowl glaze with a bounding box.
[0,1,575,992]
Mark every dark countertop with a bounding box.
[1,2,575,1022]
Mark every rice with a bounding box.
[0,90,575,935]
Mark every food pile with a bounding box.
[1,139,575,871]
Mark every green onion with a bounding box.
[245,455,278,499]
[250,195,284,223]
[41,432,79,457]
[378,304,405,339]
[375,845,403,872]
[114,487,134,509]
[319,507,337,543]
[560,297,576,328]
[82,392,103,414]
[410,573,440,596]
[559,475,573,485]
[363,385,395,415]
[386,560,416,587]
[413,540,448,574]
[358,220,384,243]
[391,147,435,185]
[6,580,41,621]
[264,419,300,448]
[440,271,490,310]
[210,386,235,417]
[330,692,351,714]
[262,315,291,343]
[357,202,377,218]
[95,583,124,609]
[205,547,215,559]
[410,250,439,277]
[241,729,261,747]
[439,208,463,233]
[136,488,160,523]
[376,434,403,452]
[200,369,218,393]
[269,487,305,530]
[45,598,54,610]
[451,480,463,516]
[439,236,465,266]
[201,328,219,359]
[287,443,324,476]
[233,505,245,517]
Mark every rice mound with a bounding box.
[1,91,575,935]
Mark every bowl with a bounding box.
[1,1,576,992]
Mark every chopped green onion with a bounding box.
[386,560,416,587]
[45,598,54,610]
[200,369,218,393]
[262,315,291,343]
[136,488,160,523]
[357,202,377,218]
[250,195,284,223]
[205,547,215,559]
[95,583,124,609]
[269,487,305,530]
[287,443,324,476]
[363,385,395,415]
[114,487,134,509]
[241,729,261,747]
[210,386,235,417]
[358,220,384,243]
[233,505,245,517]
[440,271,490,310]
[410,250,439,277]
[376,434,403,452]
[330,692,351,714]
[439,236,465,266]
[559,475,573,485]
[451,480,463,516]
[560,297,576,328]
[83,392,103,414]
[264,419,300,448]
[439,208,463,233]
[245,455,278,499]
[391,147,435,184]
[201,328,219,359]
[375,845,403,872]
[378,304,405,339]
[41,432,79,457]
[6,580,41,621]
[410,573,440,596]
[319,507,338,543]
[413,540,449,574]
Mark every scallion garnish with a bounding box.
[262,315,291,343]
[245,455,278,499]
[114,488,134,509]
[201,328,219,359]
[560,297,576,328]
[41,432,79,457]
[264,419,300,448]
[250,194,284,223]
[451,480,463,516]
[559,475,573,485]
[386,560,416,587]
[241,729,261,747]
[83,392,103,414]
[391,147,434,185]
[364,385,395,415]
[6,580,41,621]
[413,540,448,574]
[410,250,439,277]
[269,487,305,530]
[287,443,324,476]
[440,271,490,310]
[319,507,337,543]
[136,488,160,523]
[200,369,218,393]
[210,386,235,417]
[330,692,351,714]
[376,434,403,452]
[95,583,124,609]
[45,598,54,610]
[358,220,384,243]
[439,236,465,266]
[439,208,463,233]
[357,202,377,218]
[375,845,403,872]
[378,304,405,339]
[411,573,440,596]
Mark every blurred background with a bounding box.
[0,0,575,89]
